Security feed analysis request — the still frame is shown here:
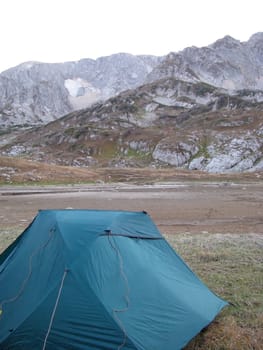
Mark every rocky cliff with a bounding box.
[0,54,160,127]
[147,33,263,90]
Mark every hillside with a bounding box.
[1,156,262,185]
[1,78,263,173]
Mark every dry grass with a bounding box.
[186,315,263,350]
[0,227,21,254]
[166,233,263,350]
[1,156,263,185]
[0,156,100,184]
[0,229,262,349]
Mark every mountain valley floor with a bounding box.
[0,181,262,234]
[0,181,262,349]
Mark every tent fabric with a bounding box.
[0,209,227,349]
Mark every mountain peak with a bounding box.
[210,35,241,49]
[247,32,263,45]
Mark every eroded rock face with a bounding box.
[153,140,199,167]
[147,33,263,90]
[189,134,263,173]
[0,54,160,127]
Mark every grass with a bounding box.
[0,227,21,254]
[166,232,263,349]
[0,229,262,349]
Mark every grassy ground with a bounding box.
[166,233,263,350]
[0,229,262,349]
[0,227,21,254]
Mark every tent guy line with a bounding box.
[42,269,69,350]
[0,226,55,317]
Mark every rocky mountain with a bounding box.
[0,54,160,127]
[2,78,262,173]
[1,33,263,129]
[1,32,263,173]
[147,33,263,90]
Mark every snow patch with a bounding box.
[64,78,97,97]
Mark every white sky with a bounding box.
[0,0,262,73]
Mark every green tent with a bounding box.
[0,210,227,349]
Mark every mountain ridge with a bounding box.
[147,33,263,90]
[1,33,263,128]
[0,54,161,127]
[0,32,263,174]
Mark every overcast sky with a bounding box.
[0,0,262,73]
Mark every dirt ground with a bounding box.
[0,181,262,234]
